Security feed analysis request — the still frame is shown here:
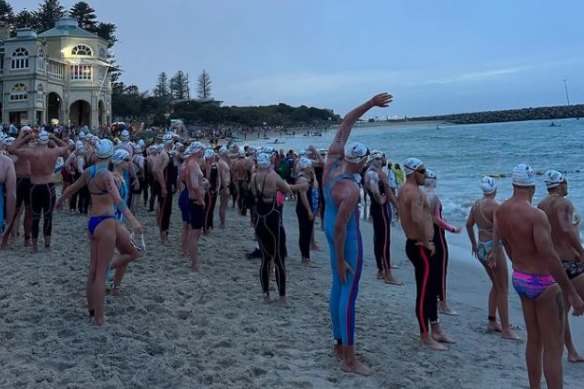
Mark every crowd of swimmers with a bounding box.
[1,92,584,387]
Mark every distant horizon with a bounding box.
[14,0,584,118]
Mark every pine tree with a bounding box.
[14,9,35,29]
[33,0,66,32]
[153,72,170,99]
[170,71,189,101]
[197,69,212,100]
[0,0,14,24]
[70,1,97,30]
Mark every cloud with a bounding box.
[424,66,532,85]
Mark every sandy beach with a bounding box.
[1,194,583,388]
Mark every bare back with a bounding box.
[471,198,498,242]
[537,195,581,261]
[496,198,556,274]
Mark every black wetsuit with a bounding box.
[31,182,57,244]
[367,168,392,273]
[254,175,287,297]
[204,162,219,232]
[295,173,314,259]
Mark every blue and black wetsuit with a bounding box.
[324,161,363,346]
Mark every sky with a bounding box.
[15,0,584,118]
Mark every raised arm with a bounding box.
[327,93,393,159]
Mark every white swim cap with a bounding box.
[204,148,215,160]
[120,129,130,141]
[218,146,228,155]
[512,163,536,187]
[133,143,143,153]
[425,168,437,180]
[370,150,385,160]
[238,148,246,157]
[138,139,145,147]
[403,157,424,176]
[544,169,565,189]
[298,157,313,170]
[96,139,114,159]
[38,131,50,145]
[112,149,130,165]
[479,176,497,194]
[183,146,193,158]
[162,132,174,145]
[189,141,204,154]
[75,140,85,153]
[344,141,369,163]
[257,153,271,168]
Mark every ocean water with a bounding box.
[259,118,584,233]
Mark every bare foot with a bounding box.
[383,274,404,285]
[341,358,371,376]
[301,259,318,268]
[421,336,448,351]
[190,265,203,273]
[438,302,458,316]
[432,331,456,344]
[24,239,31,247]
[376,271,383,280]
[262,295,272,305]
[333,345,344,362]
[568,352,584,363]
[277,297,289,307]
[487,321,502,333]
[310,243,322,251]
[501,329,521,341]
[111,285,123,297]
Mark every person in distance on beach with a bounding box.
[493,164,584,388]
[397,158,455,351]
[323,92,392,375]
[466,176,520,340]
[537,170,584,363]
[423,169,461,315]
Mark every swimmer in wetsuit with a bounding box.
[323,93,392,375]
[494,164,584,388]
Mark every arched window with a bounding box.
[71,44,93,57]
[10,83,28,101]
[11,47,29,69]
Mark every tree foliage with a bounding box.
[170,71,189,101]
[197,69,212,100]
[70,1,97,30]
[153,72,171,99]
[0,0,14,23]
[33,0,66,32]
